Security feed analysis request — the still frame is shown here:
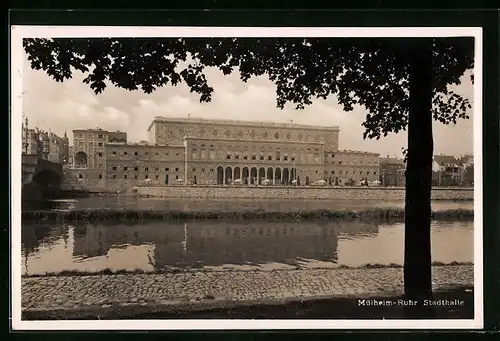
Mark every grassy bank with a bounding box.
[22,286,474,320]
[21,207,474,223]
[22,261,473,278]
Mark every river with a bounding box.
[21,197,475,275]
[21,218,473,276]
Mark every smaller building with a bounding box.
[459,154,474,186]
[72,128,127,170]
[21,118,69,165]
[325,150,380,186]
[379,156,406,187]
[432,155,464,187]
[104,142,185,192]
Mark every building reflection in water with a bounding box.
[69,220,380,269]
[21,223,70,274]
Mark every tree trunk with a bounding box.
[404,40,435,316]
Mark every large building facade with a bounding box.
[64,117,380,192]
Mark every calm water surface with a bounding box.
[22,219,473,275]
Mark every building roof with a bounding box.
[105,142,184,149]
[434,155,460,166]
[73,128,125,133]
[458,154,474,165]
[148,116,341,132]
[336,150,380,156]
[379,157,404,166]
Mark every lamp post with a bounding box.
[23,117,29,154]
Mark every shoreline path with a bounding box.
[21,265,473,319]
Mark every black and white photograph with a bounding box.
[11,26,482,330]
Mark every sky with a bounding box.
[21,52,474,158]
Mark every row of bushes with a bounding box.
[21,208,474,223]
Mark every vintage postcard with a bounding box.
[10,26,483,330]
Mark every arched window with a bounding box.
[74,151,88,168]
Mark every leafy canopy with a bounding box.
[23,37,474,139]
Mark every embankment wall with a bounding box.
[136,186,474,201]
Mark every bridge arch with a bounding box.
[33,169,61,187]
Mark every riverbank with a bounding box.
[22,261,474,278]
[21,207,474,222]
[22,265,473,320]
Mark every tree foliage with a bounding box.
[23,37,474,139]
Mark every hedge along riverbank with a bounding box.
[21,207,474,223]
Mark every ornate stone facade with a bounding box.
[148,117,340,151]
[64,117,381,192]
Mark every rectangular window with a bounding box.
[98,174,102,179]
[98,143,103,147]
[145,167,149,171]
[227,155,231,159]
[291,157,295,161]
[134,167,139,171]
[243,156,248,160]
[134,175,138,179]
[98,134,103,138]
[134,152,138,156]
[124,167,128,171]
[113,174,117,179]
[155,175,159,180]
[124,152,128,155]
[252,155,257,160]
[268,156,272,161]
[145,175,149,179]
[124,174,128,179]
[165,168,169,171]
[112,151,116,155]
[235,155,240,160]
[284,156,288,161]
[260,156,264,160]
[98,152,103,157]
[192,168,196,172]
[175,168,179,172]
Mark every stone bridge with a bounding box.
[22,154,63,201]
